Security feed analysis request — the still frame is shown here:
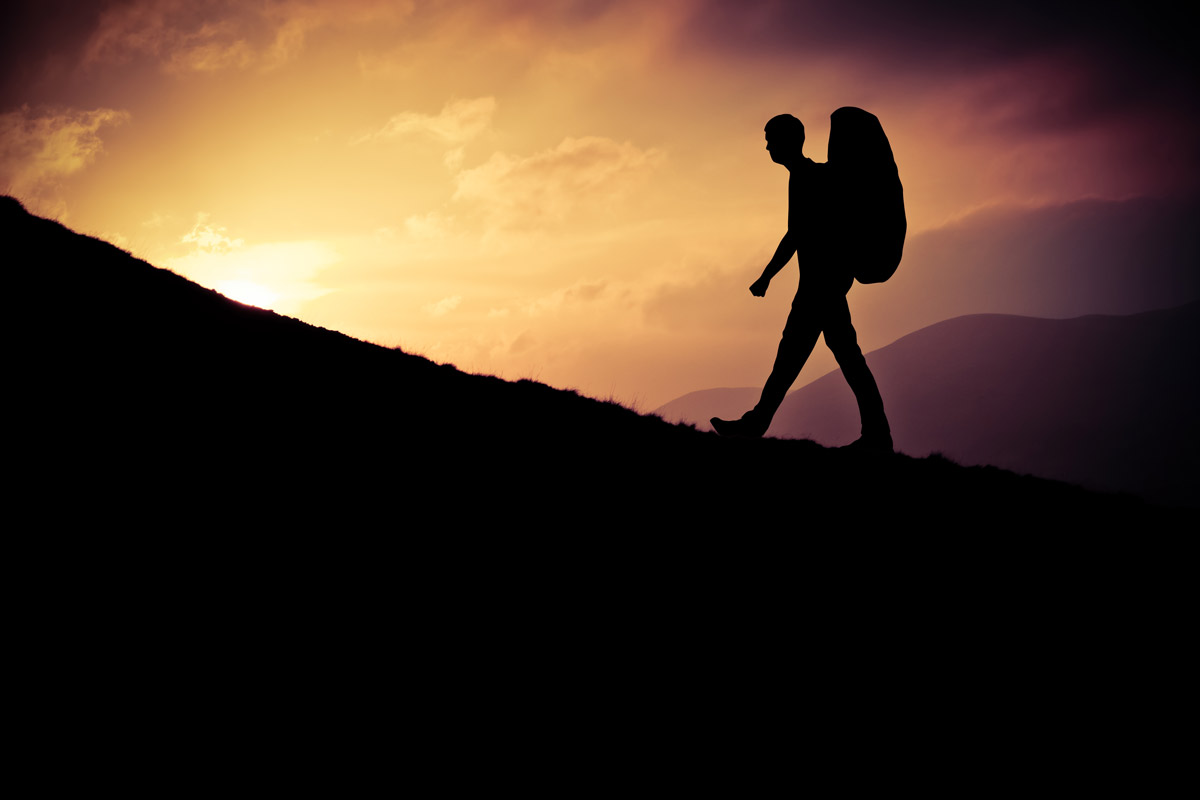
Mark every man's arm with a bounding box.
[750,232,796,297]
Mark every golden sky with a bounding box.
[3,0,1197,408]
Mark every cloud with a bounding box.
[643,265,791,335]
[82,0,412,74]
[452,136,664,232]
[180,212,243,252]
[142,211,171,228]
[515,280,611,318]
[355,0,676,79]
[672,0,1198,139]
[257,0,415,72]
[565,281,606,303]
[675,0,1192,72]
[425,295,462,317]
[0,105,130,203]
[403,211,452,239]
[164,28,254,73]
[84,0,248,71]
[356,97,497,146]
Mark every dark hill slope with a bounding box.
[5,196,1165,529]
[12,197,1197,760]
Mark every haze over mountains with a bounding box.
[853,195,1200,345]
[640,192,1199,409]
[658,304,1199,507]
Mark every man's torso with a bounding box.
[789,158,844,279]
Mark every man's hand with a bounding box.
[752,232,794,297]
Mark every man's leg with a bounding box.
[752,295,823,425]
[820,294,891,445]
[711,294,822,437]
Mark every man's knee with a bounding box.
[780,312,821,348]
[824,325,861,357]
[830,336,876,383]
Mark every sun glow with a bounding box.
[218,280,279,309]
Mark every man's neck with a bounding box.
[785,155,813,173]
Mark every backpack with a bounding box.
[827,107,906,284]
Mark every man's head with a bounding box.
[764,114,804,167]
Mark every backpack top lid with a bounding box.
[827,107,906,284]
[828,107,897,174]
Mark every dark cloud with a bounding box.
[677,1,1192,73]
[0,1,109,108]
[675,0,1198,134]
[1,0,407,107]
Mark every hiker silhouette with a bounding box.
[711,110,896,451]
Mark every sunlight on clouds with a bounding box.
[165,33,254,74]
[425,295,462,317]
[514,281,609,318]
[452,136,664,233]
[257,1,415,72]
[0,106,130,207]
[85,0,412,74]
[181,213,243,252]
[85,1,252,71]
[353,0,677,85]
[260,16,311,72]
[404,211,452,239]
[355,97,497,145]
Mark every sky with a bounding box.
[3,0,1197,409]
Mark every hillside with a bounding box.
[658,307,1199,507]
[5,195,1170,528]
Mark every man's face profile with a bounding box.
[765,131,798,166]
[764,116,803,166]
[765,132,785,165]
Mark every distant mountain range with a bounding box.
[657,305,1199,506]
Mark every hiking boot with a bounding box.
[710,415,768,438]
[840,432,894,453]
